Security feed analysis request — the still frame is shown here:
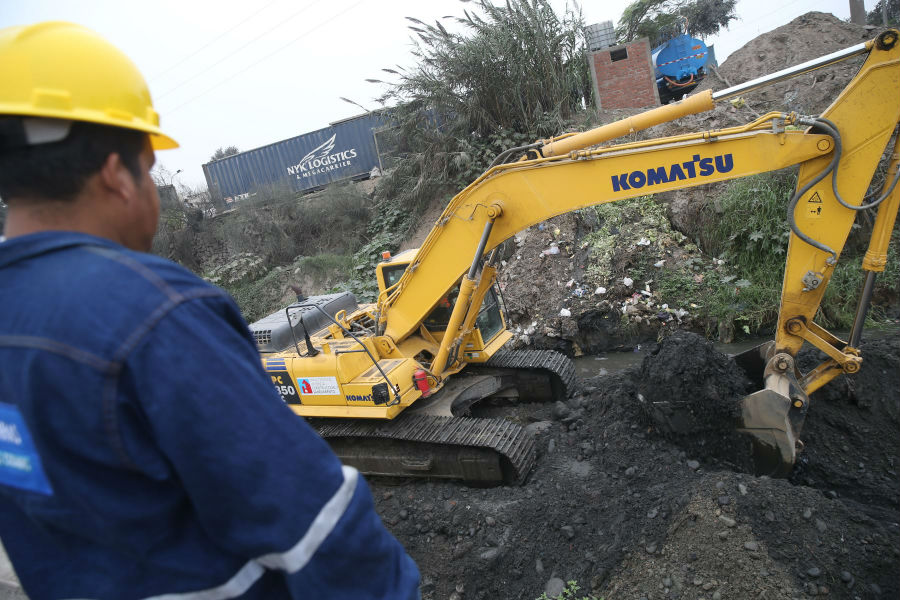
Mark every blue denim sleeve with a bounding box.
[121,294,419,599]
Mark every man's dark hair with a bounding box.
[0,118,146,202]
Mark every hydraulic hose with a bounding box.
[786,118,844,262]
[787,119,900,263]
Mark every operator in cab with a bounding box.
[0,21,419,599]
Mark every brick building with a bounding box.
[588,38,660,110]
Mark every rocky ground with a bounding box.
[370,332,899,600]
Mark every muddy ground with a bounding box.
[371,332,899,599]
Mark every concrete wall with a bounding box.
[589,39,660,110]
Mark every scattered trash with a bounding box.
[654,260,665,268]
[594,287,607,295]
[553,227,561,236]
[623,277,634,288]
[543,243,560,256]
[573,288,586,297]
[637,238,651,246]
[565,279,575,288]
[559,308,571,317]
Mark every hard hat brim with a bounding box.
[151,132,179,150]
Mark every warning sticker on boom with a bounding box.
[297,376,341,396]
[807,191,823,218]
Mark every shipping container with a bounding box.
[202,111,390,203]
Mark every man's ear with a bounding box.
[97,152,137,204]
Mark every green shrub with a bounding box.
[536,580,601,600]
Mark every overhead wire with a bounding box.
[149,0,282,83]
[166,0,368,115]
[156,0,330,101]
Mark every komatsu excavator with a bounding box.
[250,30,900,484]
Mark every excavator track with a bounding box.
[312,349,575,486]
[482,348,576,400]
[313,414,535,485]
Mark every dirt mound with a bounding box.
[371,336,900,599]
[636,332,755,471]
[674,12,871,137]
[703,12,870,114]
[792,336,900,509]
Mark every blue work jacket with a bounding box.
[0,232,419,599]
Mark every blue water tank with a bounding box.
[652,34,708,80]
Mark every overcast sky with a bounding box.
[4,0,853,188]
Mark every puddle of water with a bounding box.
[574,324,898,379]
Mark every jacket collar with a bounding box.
[0,231,124,269]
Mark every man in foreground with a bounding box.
[0,21,419,599]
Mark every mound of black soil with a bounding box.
[636,331,755,472]
[792,336,900,510]
[371,334,899,599]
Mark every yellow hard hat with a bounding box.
[0,21,178,150]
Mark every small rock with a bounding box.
[744,541,759,551]
[712,591,722,600]
[807,566,822,578]
[764,511,775,522]
[561,525,575,539]
[687,459,700,470]
[717,495,731,506]
[818,585,829,595]
[647,507,659,519]
[551,401,571,420]
[485,516,496,526]
[826,490,838,499]
[544,577,566,599]
[703,581,716,591]
[479,547,501,562]
[870,583,882,594]
[738,483,748,496]
[693,577,703,586]
[803,507,813,519]
[525,421,553,435]
[625,466,637,477]
[719,516,736,528]
[663,576,673,587]
[839,571,852,583]
[716,481,725,490]
[536,558,544,574]
[717,530,730,540]
[399,509,409,520]
[646,542,657,554]
[815,518,827,533]
[806,582,819,596]
[548,439,556,453]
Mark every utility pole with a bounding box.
[849,0,866,25]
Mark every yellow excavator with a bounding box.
[249,30,900,484]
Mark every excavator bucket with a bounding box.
[737,389,797,477]
[733,342,806,477]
